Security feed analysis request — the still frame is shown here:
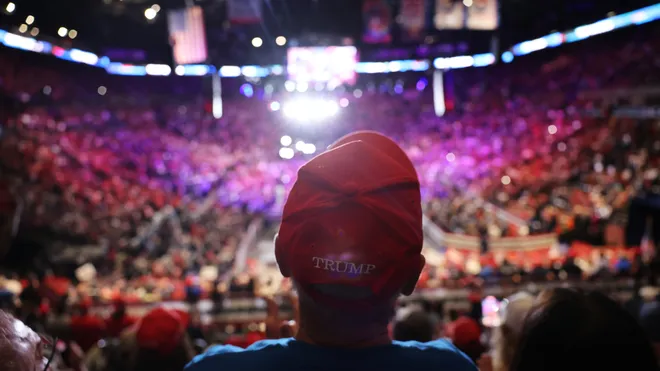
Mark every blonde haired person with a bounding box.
[478,292,534,371]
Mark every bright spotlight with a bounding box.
[252,37,263,48]
[5,2,15,13]
[302,143,316,155]
[68,29,78,39]
[279,147,294,160]
[270,101,281,111]
[295,141,306,151]
[280,135,292,147]
[296,82,308,93]
[57,27,68,37]
[282,99,340,122]
[463,0,473,6]
[276,36,287,46]
[151,4,161,12]
[144,7,157,20]
[18,24,27,33]
[25,15,34,25]
[284,81,295,92]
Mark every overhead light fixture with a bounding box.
[144,7,157,20]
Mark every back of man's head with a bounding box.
[0,310,42,371]
[276,131,425,334]
[276,132,424,311]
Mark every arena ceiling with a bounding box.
[1,0,657,65]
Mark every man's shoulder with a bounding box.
[392,339,478,370]
[184,338,293,371]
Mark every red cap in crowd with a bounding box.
[136,307,185,354]
[446,316,481,348]
[276,131,424,308]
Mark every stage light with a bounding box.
[446,153,456,162]
[279,147,294,160]
[283,99,340,122]
[501,175,511,185]
[18,24,27,33]
[276,36,286,46]
[270,101,281,111]
[145,8,157,20]
[548,125,558,135]
[68,29,78,39]
[57,27,68,37]
[5,2,15,13]
[280,135,292,146]
[30,27,39,36]
[151,4,161,12]
[463,0,473,7]
[25,15,34,25]
[252,37,263,48]
[302,143,316,155]
[97,86,107,96]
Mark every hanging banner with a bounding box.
[400,0,426,41]
[466,0,499,30]
[228,0,262,24]
[434,0,464,29]
[168,6,208,65]
[363,0,392,44]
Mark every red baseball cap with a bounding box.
[136,307,185,354]
[276,131,424,308]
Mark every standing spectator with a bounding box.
[185,132,476,370]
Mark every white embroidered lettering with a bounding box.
[312,257,376,275]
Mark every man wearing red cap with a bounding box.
[186,132,476,371]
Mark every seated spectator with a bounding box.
[639,299,660,363]
[0,309,43,371]
[132,307,195,371]
[478,292,534,371]
[185,132,476,370]
[446,316,484,362]
[392,306,436,342]
[510,288,658,371]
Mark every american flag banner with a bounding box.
[466,0,499,30]
[168,6,208,65]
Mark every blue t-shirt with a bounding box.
[185,337,477,371]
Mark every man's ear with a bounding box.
[401,253,425,296]
[274,233,291,278]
